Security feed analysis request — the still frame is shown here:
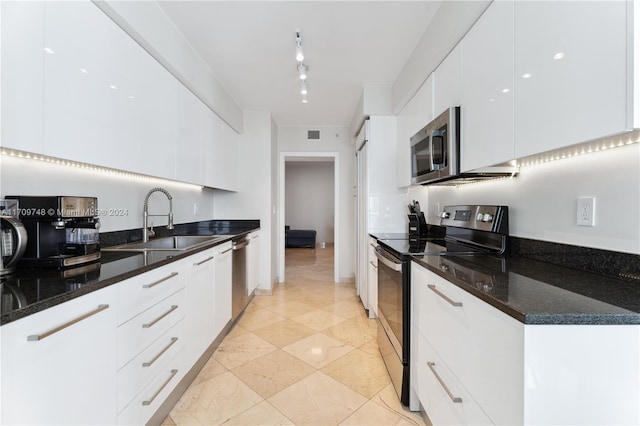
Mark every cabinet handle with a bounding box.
[220,247,232,255]
[143,272,179,289]
[142,337,178,367]
[142,305,178,328]
[370,243,377,248]
[369,261,378,268]
[427,362,462,403]
[428,284,463,307]
[193,256,214,266]
[142,369,178,406]
[27,304,109,341]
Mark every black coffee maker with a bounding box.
[408,200,428,240]
[6,196,101,268]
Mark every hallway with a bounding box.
[162,245,425,425]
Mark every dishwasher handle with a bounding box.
[233,238,249,250]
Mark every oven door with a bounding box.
[375,247,406,362]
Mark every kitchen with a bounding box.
[0,0,639,425]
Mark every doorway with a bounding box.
[278,152,340,283]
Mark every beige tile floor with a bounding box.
[162,245,426,426]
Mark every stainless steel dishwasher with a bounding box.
[231,235,250,321]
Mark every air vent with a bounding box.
[307,129,321,141]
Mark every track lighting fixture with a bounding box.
[302,93,308,103]
[295,32,304,62]
[298,63,307,80]
[300,81,308,95]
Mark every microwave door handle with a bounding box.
[430,130,445,170]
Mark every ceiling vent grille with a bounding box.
[307,129,321,141]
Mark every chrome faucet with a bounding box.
[143,187,174,242]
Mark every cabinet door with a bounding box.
[247,231,260,294]
[0,1,45,153]
[367,237,378,318]
[433,43,463,117]
[396,75,433,188]
[176,85,204,185]
[461,0,514,171]
[204,111,239,191]
[214,242,233,336]
[1,286,117,425]
[186,248,216,365]
[514,0,628,158]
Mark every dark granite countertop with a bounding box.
[411,253,640,325]
[0,221,259,326]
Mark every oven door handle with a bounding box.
[374,248,403,272]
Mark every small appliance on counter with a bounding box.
[0,199,28,276]
[6,196,101,269]
[407,200,427,240]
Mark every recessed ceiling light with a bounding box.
[553,52,564,60]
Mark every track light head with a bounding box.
[295,32,304,62]
[298,63,307,80]
[300,81,308,95]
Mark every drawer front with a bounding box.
[418,265,523,424]
[416,334,492,426]
[117,347,186,426]
[117,261,185,326]
[117,289,185,368]
[117,318,186,413]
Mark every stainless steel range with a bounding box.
[375,205,509,406]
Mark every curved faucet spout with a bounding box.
[143,187,174,242]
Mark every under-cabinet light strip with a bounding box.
[0,149,204,191]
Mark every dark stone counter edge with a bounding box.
[410,256,640,326]
[1,227,259,326]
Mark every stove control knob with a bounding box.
[482,213,494,222]
[476,213,484,221]
[440,212,450,219]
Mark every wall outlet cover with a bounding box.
[577,197,595,227]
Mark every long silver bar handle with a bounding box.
[427,362,462,403]
[142,305,178,328]
[220,247,232,255]
[374,249,402,272]
[369,261,378,268]
[193,256,214,266]
[143,272,179,289]
[142,337,178,367]
[142,369,178,406]
[27,304,109,341]
[428,284,463,307]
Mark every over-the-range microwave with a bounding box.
[410,107,460,185]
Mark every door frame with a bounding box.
[278,151,339,283]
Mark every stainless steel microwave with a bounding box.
[410,106,460,185]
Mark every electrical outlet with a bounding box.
[193,203,199,215]
[577,197,595,226]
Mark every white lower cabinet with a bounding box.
[246,231,260,295]
[0,285,118,425]
[411,261,640,425]
[185,248,216,366]
[367,237,378,318]
[214,242,233,336]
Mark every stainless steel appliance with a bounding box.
[231,235,250,321]
[410,107,517,185]
[375,205,509,405]
[6,196,101,268]
[0,200,27,276]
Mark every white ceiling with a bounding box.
[157,1,441,128]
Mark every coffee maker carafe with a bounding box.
[6,196,101,268]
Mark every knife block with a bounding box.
[408,213,428,238]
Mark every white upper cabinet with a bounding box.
[396,75,433,188]
[514,0,629,158]
[461,0,515,171]
[433,43,463,117]
[176,85,205,185]
[203,111,239,192]
[0,1,45,154]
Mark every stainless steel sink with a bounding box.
[102,235,227,252]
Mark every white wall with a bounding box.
[285,162,335,244]
[425,143,640,254]
[214,112,275,291]
[0,155,213,232]
[278,126,355,281]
